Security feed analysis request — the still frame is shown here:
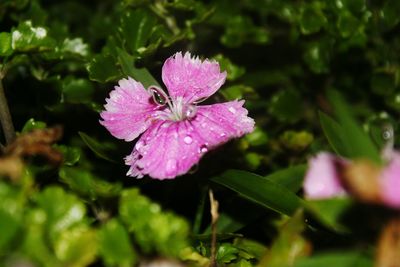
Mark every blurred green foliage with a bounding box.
[1,0,400,266]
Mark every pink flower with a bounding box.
[100,52,255,179]
[380,152,400,208]
[303,152,347,199]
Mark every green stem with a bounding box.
[0,78,16,145]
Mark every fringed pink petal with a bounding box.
[303,152,347,199]
[125,120,204,179]
[125,100,254,180]
[162,52,227,103]
[189,100,255,147]
[100,77,159,141]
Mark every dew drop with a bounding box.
[184,135,193,144]
[220,133,226,138]
[228,107,236,114]
[149,86,168,106]
[199,144,208,153]
[185,105,197,119]
[382,125,394,141]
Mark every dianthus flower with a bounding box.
[303,151,400,209]
[100,52,255,179]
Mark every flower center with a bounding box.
[149,86,197,121]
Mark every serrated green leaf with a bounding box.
[87,54,122,83]
[11,21,55,52]
[211,170,304,216]
[61,38,89,57]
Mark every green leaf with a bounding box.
[265,165,306,192]
[119,188,190,257]
[0,183,23,250]
[300,4,327,35]
[303,39,332,74]
[213,54,245,81]
[54,226,97,267]
[280,130,314,151]
[21,118,47,133]
[327,90,381,163]
[119,9,157,54]
[216,243,239,263]
[61,38,89,57]
[117,48,160,88]
[87,54,122,83]
[337,10,359,38]
[211,170,304,216]
[11,20,55,52]
[234,238,267,260]
[244,127,268,147]
[319,111,351,157]
[293,251,372,267]
[306,198,353,233]
[269,89,303,122]
[35,186,87,243]
[78,132,118,163]
[57,145,81,166]
[98,219,136,267]
[61,76,94,104]
[59,167,122,198]
[0,32,13,57]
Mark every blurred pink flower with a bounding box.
[304,151,400,209]
[380,152,400,208]
[100,52,254,179]
[303,152,347,199]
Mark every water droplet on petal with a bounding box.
[184,135,193,144]
[220,133,226,138]
[199,144,208,154]
[149,86,168,106]
[166,159,177,175]
[185,105,197,119]
[228,107,236,114]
